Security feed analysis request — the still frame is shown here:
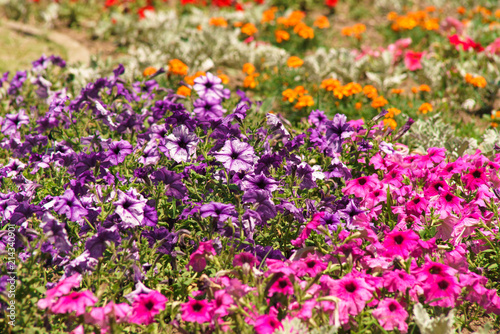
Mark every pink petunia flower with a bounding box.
[181,298,212,324]
[268,275,294,296]
[449,34,484,52]
[129,291,168,325]
[343,174,379,199]
[38,274,82,310]
[331,274,374,315]
[51,290,98,316]
[404,51,424,71]
[254,314,283,334]
[424,275,461,308]
[383,229,420,259]
[188,240,217,272]
[372,298,408,332]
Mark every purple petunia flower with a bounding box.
[52,189,88,223]
[214,139,254,173]
[113,189,147,228]
[150,168,187,199]
[40,213,72,253]
[242,190,277,222]
[325,114,354,153]
[193,72,230,99]
[241,173,279,194]
[193,95,225,121]
[105,140,133,165]
[162,125,199,163]
[85,226,121,259]
[200,202,237,224]
[142,227,178,256]
[1,109,30,135]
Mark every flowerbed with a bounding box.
[1,1,500,333]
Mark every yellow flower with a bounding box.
[418,102,433,114]
[385,107,401,118]
[320,78,341,91]
[143,66,158,77]
[371,96,388,108]
[275,30,290,43]
[313,16,330,29]
[168,59,188,76]
[294,95,314,109]
[241,23,258,36]
[384,118,397,129]
[176,86,191,97]
[209,17,228,28]
[287,56,304,68]
[242,63,256,75]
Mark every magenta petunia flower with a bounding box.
[254,314,283,334]
[233,252,258,267]
[188,240,217,272]
[331,275,374,315]
[85,301,131,327]
[214,139,255,172]
[129,291,168,325]
[211,290,234,319]
[424,275,461,308]
[268,275,294,296]
[404,50,424,71]
[51,290,98,315]
[181,298,212,324]
[343,174,379,199]
[382,229,420,259]
[38,274,82,310]
[372,298,408,332]
[462,168,488,190]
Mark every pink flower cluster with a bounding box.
[38,275,167,332]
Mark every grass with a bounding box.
[0,24,67,74]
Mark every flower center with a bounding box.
[472,170,482,178]
[192,302,203,312]
[445,194,453,202]
[388,302,398,312]
[438,279,449,290]
[358,177,367,186]
[145,301,154,310]
[345,282,357,293]
[394,235,404,245]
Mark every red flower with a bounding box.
[138,5,155,19]
[325,0,338,7]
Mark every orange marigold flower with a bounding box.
[320,78,341,91]
[169,59,188,76]
[385,107,401,118]
[419,84,431,92]
[143,66,158,77]
[394,16,417,30]
[422,18,439,31]
[294,22,314,39]
[495,9,500,19]
[457,7,466,15]
[278,11,306,27]
[243,73,259,89]
[261,7,277,24]
[287,56,304,68]
[425,6,436,12]
[241,23,258,36]
[282,89,298,102]
[465,74,487,88]
[217,73,230,84]
[209,17,228,27]
[355,102,362,110]
[333,86,348,99]
[383,118,397,129]
[411,87,419,94]
[387,12,398,21]
[418,102,433,114]
[184,71,206,86]
[177,86,191,97]
[342,24,366,39]
[294,95,314,109]
[363,85,378,99]
[294,85,308,96]
[391,88,404,94]
[344,82,362,95]
[313,16,330,29]
[275,30,290,43]
[371,96,388,108]
[242,63,256,75]
[492,122,498,128]
[234,21,243,27]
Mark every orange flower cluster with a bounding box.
[277,11,305,28]
[320,78,341,91]
[465,74,487,88]
[275,10,315,40]
[490,110,500,128]
[169,59,189,76]
[243,63,259,89]
[341,23,366,39]
[261,7,278,24]
[143,66,158,77]
[313,16,330,29]
[332,82,362,99]
[275,30,290,43]
[282,86,314,109]
[411,84,431,93]
[209,17,228,28]
[371,95,388,109]
[383,107,401,129]
[241,23,258,36]
[418,102,433,114]
[287,56,304,68]
[388,9,439,31]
